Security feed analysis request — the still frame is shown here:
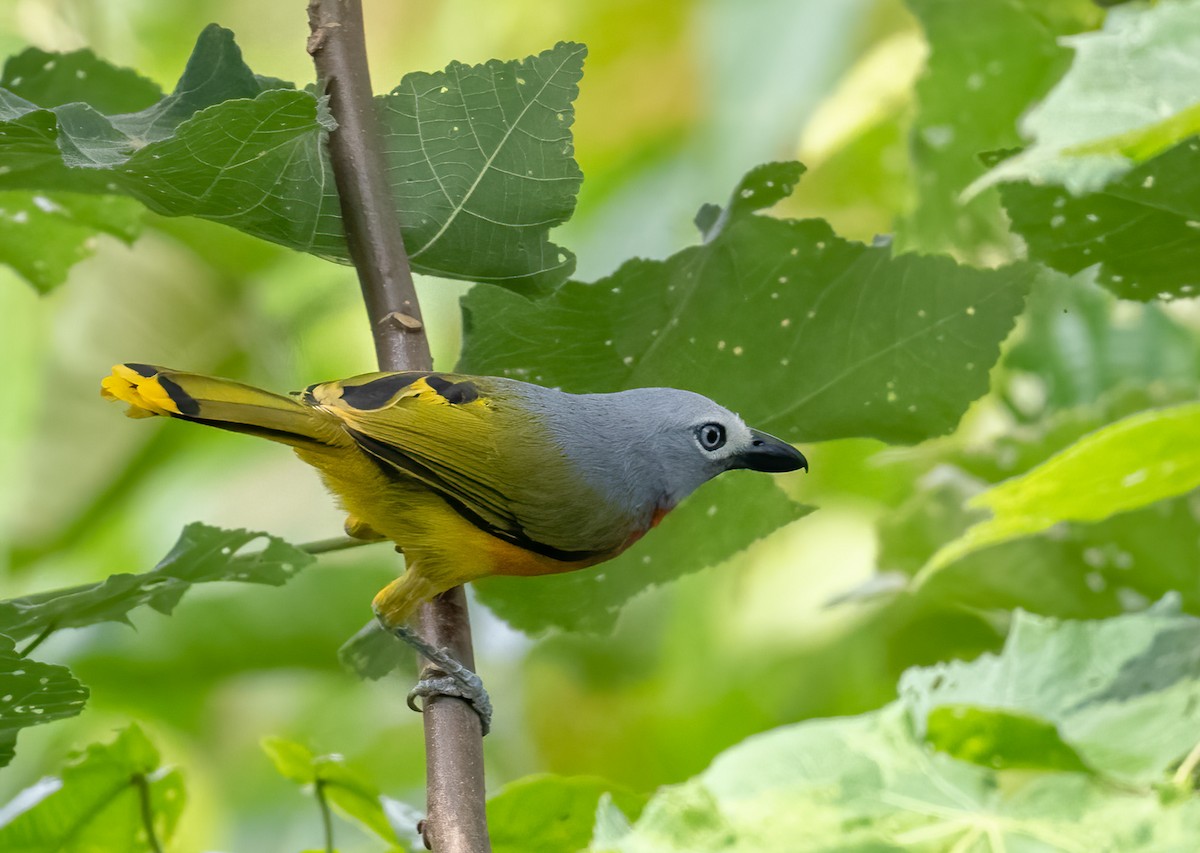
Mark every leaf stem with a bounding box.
[306,1,490,850]
[132,773,164,853]
[1173,739,1200,787]
[18,623,55,657]
[314,778,336,853]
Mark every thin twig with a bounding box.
[132,773,164,853]
[306,2,490,851]
[314,778,336,853]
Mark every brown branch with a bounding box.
[306,2,490,851]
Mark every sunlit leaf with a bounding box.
[0,725,185,852]
[0,635,89,768]
[593,700,1200,852]
[902,598,1200,783]
[972,0,1200,195]
[920,402,1200,578]
[0,522,314,640]
[261,736,401,846]
[0,25,584,294]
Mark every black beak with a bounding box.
[733,429,809,473]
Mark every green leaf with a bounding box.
[0,191,142,291]
[261,736,318,785]
[1001,139,1200,300]
[0,634,89,768]
[338,620,411,681]
[595,701,1200,852]
[0,26,585,294]
[0,724,185,852]
[925,705,1090,772]
[461,161,1035,446]
[488,774,646,853]
[920,402,1200,577]
[0,522,314,641]
[973,0,1200,195]
[475,475,811,636]
[261,736,401,846]
[898,0,1097,257]
[901,598,1200,783]
[0,46,162,113]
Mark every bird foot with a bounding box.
[407,670,493,736]
[387,624,492,735]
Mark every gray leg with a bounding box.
[390,624,493,736]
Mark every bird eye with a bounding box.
[696,423,726,451]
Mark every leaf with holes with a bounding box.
[461,161,1035,447]
[0,25,584,294]
[898,0,1097,257]
[0,191,142,291]
[1001,139,1200,301]
[0,635,89,768]
[0,522,314,641]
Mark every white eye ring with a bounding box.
[696,423,726,451]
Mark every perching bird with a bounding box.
[101,363,807,732]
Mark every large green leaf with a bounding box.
[902,598,1200,784]
[488,774,646,853]
[920,402,1200,578]
[973,0,1200,195]
[475,473,811,636]
[461,161,1035,446]
[592,701,1200,852]
[0,725,185,853]
[0,522,314,641]
[898,0,1097,257]
[0,25,584,294]
[0,191,142,291]
[1001,139,1200,300]
[0,635,89,769]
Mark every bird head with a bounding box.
[554,387,807,515]
[629,388,806,501]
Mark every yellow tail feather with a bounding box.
[101,363,333,446]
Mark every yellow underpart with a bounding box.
[100,365,180,417]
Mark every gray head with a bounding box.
[601,387,807,502]
[529,385,807,523]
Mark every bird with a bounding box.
[101,363,808,732]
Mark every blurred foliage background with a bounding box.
[2,0,1199,851]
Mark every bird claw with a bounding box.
[407,671,493,736]
[385,624,493,735]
